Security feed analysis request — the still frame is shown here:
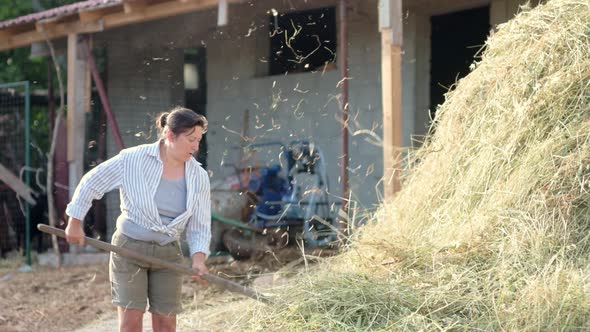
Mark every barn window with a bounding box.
[269,7,337,75]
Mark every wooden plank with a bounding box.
[0,163,37,205]
[0,29,14,39]
[381,29,403,199]
[78,9,107,23]
[0,0,238,52]
[123,0,148,14]
[380,0,403,199]
[104,0,218,29]
[0,20,103,51]
[36,22,57,33]
[67,34,89,198]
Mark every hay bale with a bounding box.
[218,1,590,330]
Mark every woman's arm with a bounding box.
[191,252,208,285]
[64,153,124,245]
[186,175,211,283]
[65,217,85,246]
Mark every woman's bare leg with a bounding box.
[118,307,144,332]
[151,313,177,332]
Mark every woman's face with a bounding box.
[168,126,205,162]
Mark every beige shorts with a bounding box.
[109,232,184,315]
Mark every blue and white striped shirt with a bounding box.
[66,140,211,256]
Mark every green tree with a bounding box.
[0,0,78,87]
[0,0,78,155]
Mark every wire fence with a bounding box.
[0,81,32,265]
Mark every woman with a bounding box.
[64,107,211,332]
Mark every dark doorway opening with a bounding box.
[184,47,208,168]
[430,6,490,120]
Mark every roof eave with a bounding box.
[0,0,227,52]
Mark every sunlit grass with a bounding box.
[203,1,590,330]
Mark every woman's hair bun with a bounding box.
[157,112,169,129]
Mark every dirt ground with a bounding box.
[0,247,323,332]
[0,261,112,332]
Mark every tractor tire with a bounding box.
[222,229,269,260]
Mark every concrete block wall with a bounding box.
[93,0,526,233]
[199,0,390,212]
[96,31,185,238]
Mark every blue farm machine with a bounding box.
[210,140,341,259]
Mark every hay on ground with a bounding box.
[206,1,590,330]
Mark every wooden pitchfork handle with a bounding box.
[37,224,272,304]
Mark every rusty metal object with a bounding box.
[211,189,256,222]
[210,189,258,252]
[222,229,270,260]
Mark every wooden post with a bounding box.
[67,34,90,199]
[379,0,403,199]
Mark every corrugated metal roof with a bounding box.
[0,0,122,29]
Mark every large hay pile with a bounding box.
[231,0,590,330]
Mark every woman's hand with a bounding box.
[191,253,209,285]
[65,218,86,246]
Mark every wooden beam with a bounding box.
[35,18,60,33]
[0,29,14,39]
[0,0,236,52]
[381,31,403,199]
[379,0,403,199]
[78,9,107,23]
[123,0,148,14]
[104,0,218,29]
[0,20,103,51]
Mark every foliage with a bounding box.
[0,1,79,155]
[0,0,78,88]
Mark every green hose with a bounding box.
[211,213,263,234]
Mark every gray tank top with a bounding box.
[117,177,187,245]
[155,177,187,226]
